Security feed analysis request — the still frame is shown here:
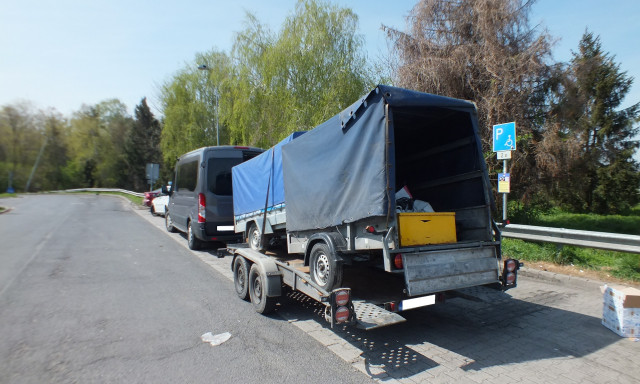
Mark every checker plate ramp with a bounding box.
[353,300,406,330]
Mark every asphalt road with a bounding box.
[2,194,638,384]
[0,194,374,383]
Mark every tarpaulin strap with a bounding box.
[260,149,275,248]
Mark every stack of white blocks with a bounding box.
[602,284,640,338]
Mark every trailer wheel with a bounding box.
[309,242,343,291]
[233,256,251,301]
[248,223,265,252]
[249,264,276,314]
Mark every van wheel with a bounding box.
[309,242,343,291]
[166,212,177,233]
[233,257,251,301]
[249,264,276,314]
[187,221,202,250]
[248,223,265,252]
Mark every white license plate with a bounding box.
[400,295,436,311]
[217,226,234,231]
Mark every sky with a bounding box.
[1,0,639,119]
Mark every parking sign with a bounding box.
[493,122,516,152]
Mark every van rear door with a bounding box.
[203,148,262,238]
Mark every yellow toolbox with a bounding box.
[397,212,457,247]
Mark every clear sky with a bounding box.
[1,0,638,118]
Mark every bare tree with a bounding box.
[384,0,553,196]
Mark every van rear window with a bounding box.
[207,158,243,196]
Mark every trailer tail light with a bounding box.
[335,307,350,323]
[334,289,350,306]
[501,258,521,290]
[198,193,206,223]
[326,288,354,328]
[394,254,403,270]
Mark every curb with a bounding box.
[519,266,606,290]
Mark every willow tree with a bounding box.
[160,50,233,164]
[228,0,374,148]
[384,0,553,198]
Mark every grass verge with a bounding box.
[63,190,144,206]
[94,191,143,206]
[503,238,640,283]
[531,213,640,235]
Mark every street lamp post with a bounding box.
[198,64,220,146]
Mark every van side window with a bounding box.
[207,158,243,196]
[177,159,198,192]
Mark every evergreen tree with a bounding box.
[540,31,639,213]
[125,97,162,191]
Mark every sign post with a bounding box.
[145,163,160,191]
[493,122,516,223]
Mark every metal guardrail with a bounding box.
[501,224,640,254]
[64,188,145,198]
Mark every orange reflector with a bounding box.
[394,254,403,269]
[335,306,350,323]
[335,290,350,306]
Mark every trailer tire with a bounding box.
[233,256,251,301]
[249,264,276,314]
[309,242,343,291]
[248,223,265,252]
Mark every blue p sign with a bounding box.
[493,122,516,152]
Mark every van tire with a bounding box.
[166,212,177,233]
[249,264,276,314]
[309,242,343,291]
[187,221,202,250]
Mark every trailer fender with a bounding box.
[304,232,347,265]
[232,251,282,297]
[252,217,274,235]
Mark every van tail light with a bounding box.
[198,193,206,223]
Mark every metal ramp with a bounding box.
[353,300,406,330]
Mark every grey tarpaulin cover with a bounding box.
[281,85,480,232]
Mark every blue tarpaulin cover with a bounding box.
[233,85,487,233]
[232,132,305,217]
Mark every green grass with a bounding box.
[63,190,144,205]
[530,212,640,235]
[503,238,640,283]
[0,193,18,198]
[93,191,143,206]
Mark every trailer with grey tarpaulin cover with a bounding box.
[229,85,522,329]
